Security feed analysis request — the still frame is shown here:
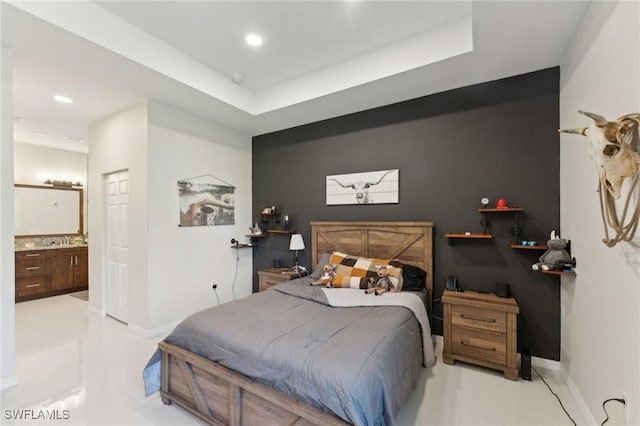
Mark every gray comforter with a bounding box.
[146,278,434,426]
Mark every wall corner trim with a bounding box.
[560,364,597,426]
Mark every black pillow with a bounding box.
[402,265,427,291]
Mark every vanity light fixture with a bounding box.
[245,33,263,47]
[53,95,73,104]
[44,179,83,188]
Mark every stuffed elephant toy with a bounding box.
[532,231,574,271]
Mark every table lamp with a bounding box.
[289,234,305,272]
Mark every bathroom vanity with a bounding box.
[15,246,88,302]
[14,183,88,302]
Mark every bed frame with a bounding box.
[159,221,434,425]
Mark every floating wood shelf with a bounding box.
[542,270,576,276]
[245,234,267,239]
[510,244,549,250]
[445,233,493,245]
[478,207,525,213]
[231,243,254,249]
[445,233,493,239]
[267,229,294,234]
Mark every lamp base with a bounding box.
[289,265,306,273]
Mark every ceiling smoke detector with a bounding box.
[232,73,246,85]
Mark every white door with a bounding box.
[105,171,129,323]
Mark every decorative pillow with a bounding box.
[328,251,403,289]
[401,264,427,291]
[310,252,332,279]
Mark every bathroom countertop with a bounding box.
[15,243,88,252]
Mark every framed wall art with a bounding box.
[326,169,399,205]
[178,174,235,226]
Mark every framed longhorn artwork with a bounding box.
[178,174,235,227]
[326,169,399,205]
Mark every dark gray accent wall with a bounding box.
[252,67,561,360]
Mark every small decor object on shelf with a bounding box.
[559,110,640,247]
[532,230,576,272]
[282,214,290,230]
[481,197,489,208]
[249,222,262,235]
[496,198,508,209]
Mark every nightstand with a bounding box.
[258,268,307,292]
[442,290,520,380]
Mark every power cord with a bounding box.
[431,297,444,321]
[229,239,240,300]
[231,248,239,300]
[600,398,626,425]
[212,285,220,305]
[533,367,577,426]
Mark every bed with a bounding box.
[149,221,434,426]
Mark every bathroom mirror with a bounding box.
[14,184,83,237]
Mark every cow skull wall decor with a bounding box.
[559,110,640,247]
[559,111,640,199]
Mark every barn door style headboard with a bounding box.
[310,221,434,309]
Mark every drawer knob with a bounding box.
[461,340,496,351]
[460,313,496,323]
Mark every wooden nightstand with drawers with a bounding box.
[258,268,308,292]
[442,290,520,380]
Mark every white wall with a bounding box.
[88,102,149,328]
[88,100,252,334]
[14,142,88,232]
[1,46,16,389]
[146,101,252,329]
[559,2,640,425]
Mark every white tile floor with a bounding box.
[1,294,586,426]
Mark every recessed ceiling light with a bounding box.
[53,95,73,104]
[64,136,85,143]
[245,33,263,47]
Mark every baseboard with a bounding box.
[86,304,104,316]
[1,375,18,390]
[531,355,560,371]
[127,320,181,338]
[561,364,597,426]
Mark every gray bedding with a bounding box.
[149,278,434,426]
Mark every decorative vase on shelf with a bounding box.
[252,222,262,235]
[283,214,290,230]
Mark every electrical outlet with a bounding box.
[621,392,630,425]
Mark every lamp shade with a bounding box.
[289,234,305,251]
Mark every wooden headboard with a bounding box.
[310,221,434,309]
